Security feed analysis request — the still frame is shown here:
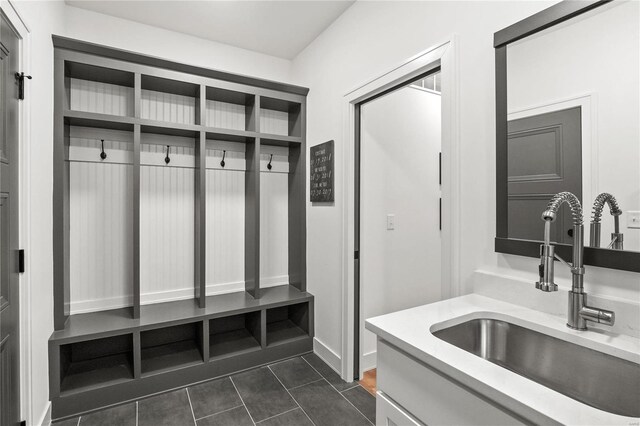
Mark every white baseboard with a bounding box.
[313,337,342,374]
[37,402,51,426]
[260,275,290,289]
[70,276,290,314]
[362,350,377,372]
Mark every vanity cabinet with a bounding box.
[376,339,524,426]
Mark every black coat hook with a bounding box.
[100,139,107,160]
[220,150,226,168]
[165,145,171,164]
[267,154,273,171]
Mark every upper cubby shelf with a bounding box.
[141,75,200,126]
[260,96,302,138]
[66,61,135,118]
[64,109,136,132]
[206,87,256,132]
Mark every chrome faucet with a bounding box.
[589,192,623,250]
[536,192,615,330]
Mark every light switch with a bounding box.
[628,211,640,229]
[387,214,395,230]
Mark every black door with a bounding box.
[507,107,582,244]
[0,12,21,426]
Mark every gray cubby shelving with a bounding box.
[266,302,310,347]
[51,36,311,420]
[59,334,134,396]
[209,311,261,360]
[140,322,205,376]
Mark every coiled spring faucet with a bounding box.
[536,192,615,330]
[590,193,623,250]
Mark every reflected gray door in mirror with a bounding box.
[494,0,640,272]
[508,108,581,244]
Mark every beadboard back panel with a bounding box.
[206,100,246,130]
[140,89,197,124]
[139,164,196,304]
[69,133,291,312]
[206,168,245,295]
[70,78,134,117]
[260,109,289,135]
[260,153,289,288]
[69,128,134,314]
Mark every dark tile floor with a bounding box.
[54,354,375,426]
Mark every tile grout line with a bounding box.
[340,383,362,393]
[301,356,346,394]
[76,417,81,426]
[266,365,317,426]
[194,404,244,422]
[229,376,257,426]
[254,407,299,424]
[301,356,374,426]
[287,377,324,391]
[337,385,375,426]
[185,388,198,426]
[136,401,138,426]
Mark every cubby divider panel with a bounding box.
[209,311,262,360]
[140,322,204,376]
[59,334,134,395]
[266,302,309,347]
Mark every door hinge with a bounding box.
[354,250,359,260]
[18,249,25,273]
[15,72,32,101]
[20,420,26,426]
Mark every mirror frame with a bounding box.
[494,0,640,273]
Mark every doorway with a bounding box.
[0,10,22,426]
[354,70,444,379]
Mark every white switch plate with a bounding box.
[628,211,640,229]
[387,214,395,230]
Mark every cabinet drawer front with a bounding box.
[377,339,524,426]
[376,391,423,426]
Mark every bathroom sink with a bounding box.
[433,318,640,417]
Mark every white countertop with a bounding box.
[365,294,640,425]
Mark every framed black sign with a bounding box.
[310,140,334,202]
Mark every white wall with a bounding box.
[11,1,294,423]
[508,0,640,251]
[361,86,442,370]
[290,0,640,370]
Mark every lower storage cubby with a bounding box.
[209,311,262,360]
[141,322,204,376]
[266,302,310,347]
[59,334,134,395]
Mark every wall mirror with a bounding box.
[494,0,640,272]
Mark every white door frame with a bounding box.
[340,36,461,381]
[0,1,32,424]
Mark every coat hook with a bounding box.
[165,145,171,164]
[220,150,226,168]
[267,154,273,171]
[99,139,107,160]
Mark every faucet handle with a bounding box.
[536,244,558,292]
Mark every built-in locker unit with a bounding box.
[49,36,312,420]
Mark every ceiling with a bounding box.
[65,1,355,59]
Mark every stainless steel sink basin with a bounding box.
[433,318,640,417]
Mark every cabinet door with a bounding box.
[376,391,423,426]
